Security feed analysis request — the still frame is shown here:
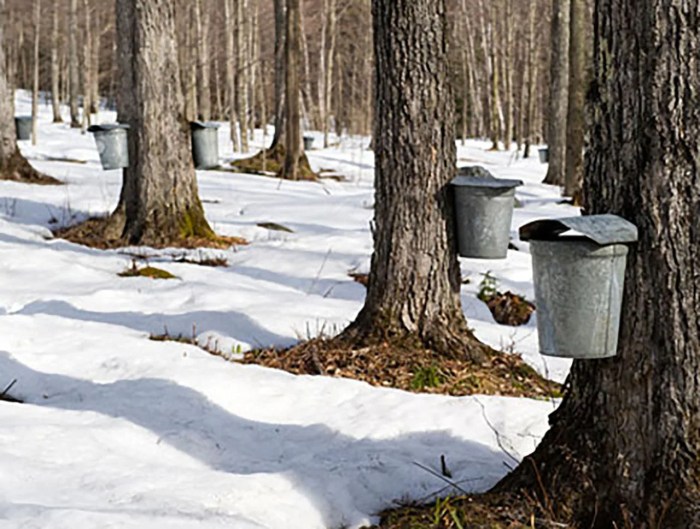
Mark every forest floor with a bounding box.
[0,91,577,529]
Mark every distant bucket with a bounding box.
[190,121,220,169]
[303,135,314,151]
[451,175,523,259]
[520,214,638,359]
[538,148,549,164]
[87,123,130,170]
[15,116,32,141]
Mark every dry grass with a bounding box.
[241,337,561,399]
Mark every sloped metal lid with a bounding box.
[190,121,220,130]
[450,176,523,189]
[88,123,130,132]
[14,115,32,121]
[519,214,638,245]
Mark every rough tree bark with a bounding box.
[280,0,302,180]
[544,0,570,185]
[107,0,215,246]
[271,0,286,148]
[496,0,700,526]
[341,0,482,360]
[563,0,589,198]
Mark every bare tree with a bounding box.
[31,0,40,145]
[496,0,700,524]
[280,0,302,179]
[50,0,62,122]
[0,0,56,183]
[68,0,80,127]
[103,0,216,245]
[563,0,589,199]
[543,0,570,185]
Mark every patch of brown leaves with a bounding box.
[486,291,536,327]
[241,337,560,399]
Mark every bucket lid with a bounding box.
[88,123,130,132]
[519,214,638,245]
[14,115,32,121]
[190,121,220,130]
[450,176,523,189]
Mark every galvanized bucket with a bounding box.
[190,121,220,169]
[87,123,130,170]
[538,148,549,164]
[303,135,314,151]
[520,215,638,359]
[15,116,32,141]
[451,174,523,259]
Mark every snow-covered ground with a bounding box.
[0,93,575,528]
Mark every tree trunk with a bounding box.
[111,0,214,245]
[496,0,700,526]
[81,0,92,133]
[343,0,482,360]
[543,0,570,185]
[320,0,338,148]
[522,5,536,158]
[69,0,81,127]
[563,0,588,198]
[236,0,249,151]
[50,0,62,123]
[31,0,40,145]
[270,0,286,148]
[502,0,514,150]
[194,0,211,122]
[224,0,237,146]
[0,0,53,183]
[280,0,301,179]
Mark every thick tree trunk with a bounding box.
[563,0,588,198]
[344,0,481,360]
[111,0,214,246]
[0,0,55,184]
[496,1,700,526]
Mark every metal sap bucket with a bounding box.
[88,123,130,170]
[303,135,314,151]
[451,172,523,259]
[520,214,638,359]
[15,116,32,140]
[190,121,220,169]
[538,148,549,164]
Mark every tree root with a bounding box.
[232,143,316,180]
[0,149,61,185]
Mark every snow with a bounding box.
[0,92,574,528]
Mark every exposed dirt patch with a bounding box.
[231,144,317,180]
[241,337,560,399]
[55,216,247,250]
[485,292,535,327]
